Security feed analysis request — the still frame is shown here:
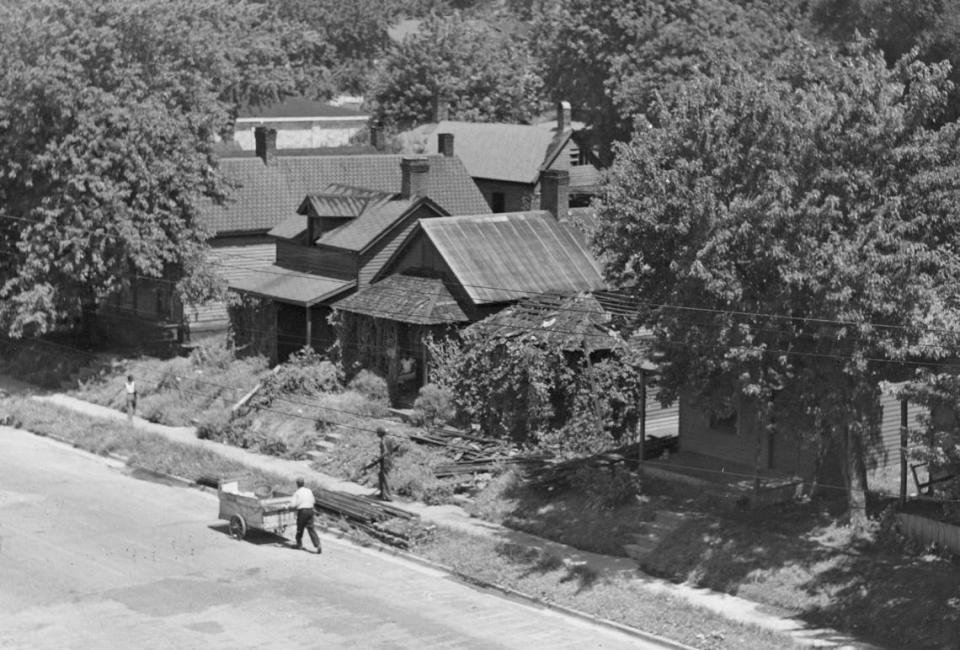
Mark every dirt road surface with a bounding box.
[0,427,667,649]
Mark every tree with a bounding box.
[594,41,960,527]
[810,0,960,122]
[370,12,543,131]
[0,0,324,337]
[532,0,807,162]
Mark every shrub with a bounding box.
[348,370,389,403]
[196,408,235,441]
[570,464,638,510]
[412,383,455,427]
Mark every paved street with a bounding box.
[0,427,659,649]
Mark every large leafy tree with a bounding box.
[810,0,960,122]
[533,0,806,163]
[594,41,960,526]
[370,12,543,130]
[0,0,324,337]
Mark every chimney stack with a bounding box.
[370,120,386,151]
[254,126,277,165]
[432,94,450,123]
[557,100,572,133]
[539,169,569,221]
[438,133,454,158]
[401,157,430,199]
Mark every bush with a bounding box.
[412,383,455,427]
[260,349,343,400]
[570,465,638,510]
[348,370,389,403]
[196,408,235,441]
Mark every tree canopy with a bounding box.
[0,0,324,337]
[594,41,960,523]
[370,12,543,131]
[533,0,806,162]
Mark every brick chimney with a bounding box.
[438,133,454,157]
[539,169,569,221]
[401,157,430,199]
[557,100,572,133]
[370,120,386,151]
[255,126,277,165]
[432,95,450,123]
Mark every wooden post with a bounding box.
[638,371,646,488]
[304,305,312,350]
[900,397,908,506]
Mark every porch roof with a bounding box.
[229,265,355,307]
[333,274,468,325]
[467,292,622,353]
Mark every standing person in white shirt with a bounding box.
[290,477,321,554]
[124,375,137,422]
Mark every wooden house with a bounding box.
[401,101,602,213]
[227,156,489,361]
[100,129,487,349]
[332,169,606,396]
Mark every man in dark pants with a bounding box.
[290,477,321,554]
[377,427,397,502]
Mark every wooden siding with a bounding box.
[872,390,925,469]
[186,239,276,331]
[474,179,534,213]
[275,240,356,279]
[645,386,679,439]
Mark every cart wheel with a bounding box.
[229,514,247,540]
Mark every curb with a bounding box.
[21,425,696,650]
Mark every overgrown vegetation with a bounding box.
[425,332,646,455]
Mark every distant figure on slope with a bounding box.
[124,375,137,422]
[376,427,398,501]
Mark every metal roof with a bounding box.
[409,121,567,185]
[333,275,468,325]
[229,265,355,307]
[316,199,414,251]
[419,211,605,305]
[201,153,490,235]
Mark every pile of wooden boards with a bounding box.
[410,426,548,478]
[312,487,431,548]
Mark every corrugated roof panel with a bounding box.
[229,265,355,306]
[421,211,605,305]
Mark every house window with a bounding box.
[491,192,506,213]
[569,146,581,166]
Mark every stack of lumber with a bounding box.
[312,487,430,548]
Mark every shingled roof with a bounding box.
[418,211,605,305]
[407,121,567,185]
[202,152,489,235]
[334,274,468,325]
[468,293,621,353]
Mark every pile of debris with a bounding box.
[312,488,432,548]
[410,426,548,478]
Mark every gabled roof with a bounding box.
[406,121,569,185]
[202,152,489,235]
[334,274,468,325]
[467,293,621,353]
[418,211,605,305]
[297,194,379,218]
[316,199,415,252]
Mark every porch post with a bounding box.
[305,305,312,350]
[900,397,908,506]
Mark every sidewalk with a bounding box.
[33,392,875,650]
